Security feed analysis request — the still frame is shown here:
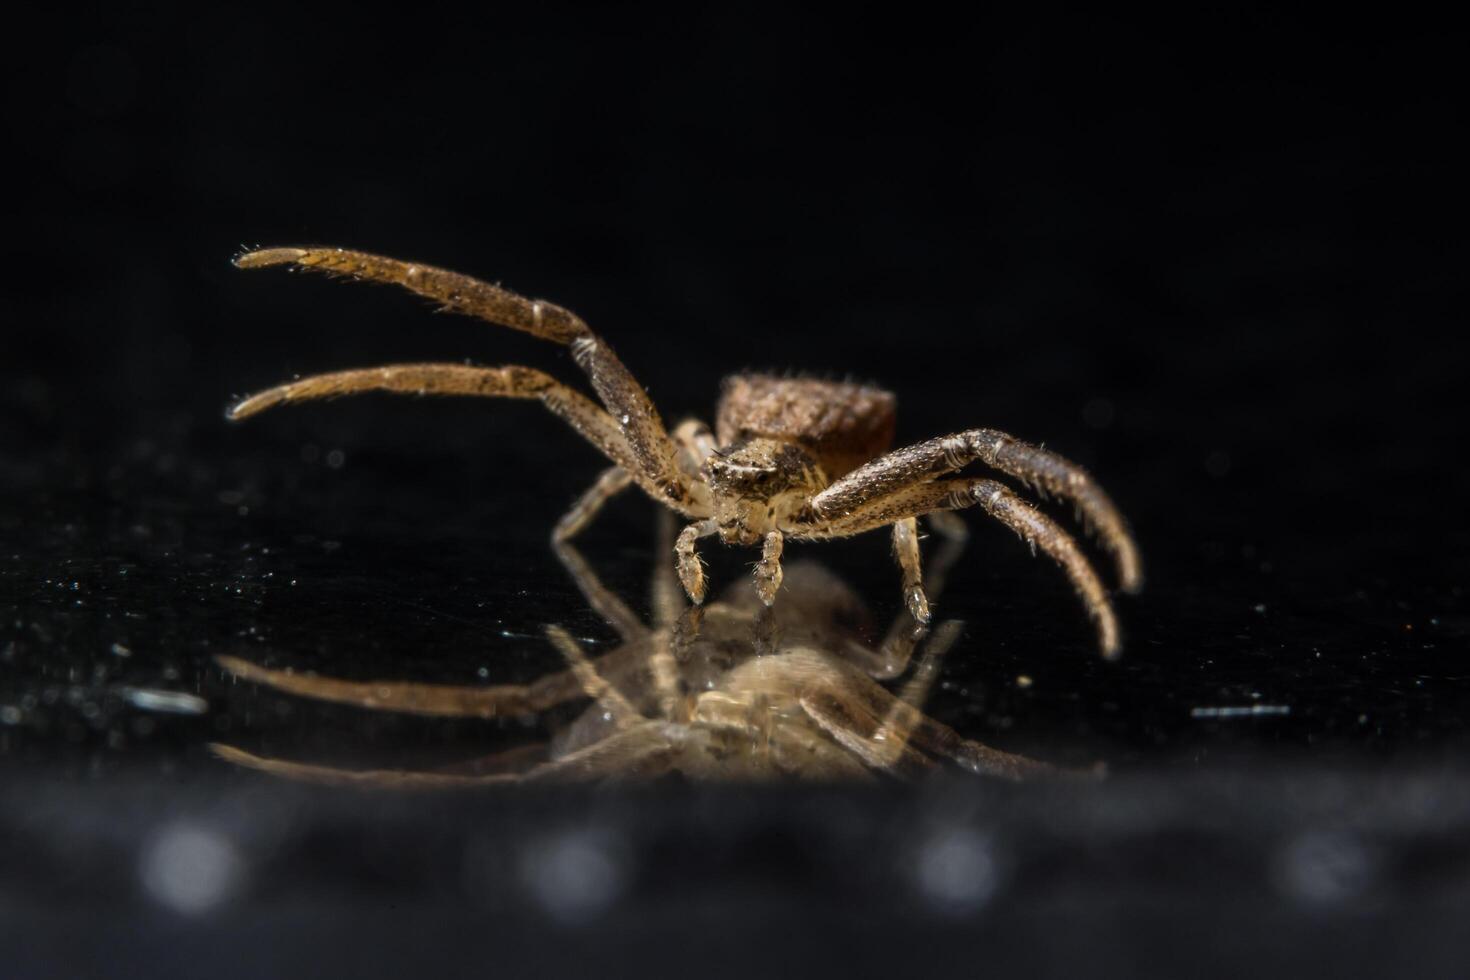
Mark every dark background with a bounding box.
[3,8,1469,978]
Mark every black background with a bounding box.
[4,8,1470,978]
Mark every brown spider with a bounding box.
[212,513,1091,785]
[229,246,1142,656]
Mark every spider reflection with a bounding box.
[213,515,1091,785]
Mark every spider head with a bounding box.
[704,440,826,543]
[704,440,814,501]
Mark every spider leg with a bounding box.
[550,467,648,643]
[891,518,931,625]
[898,619,964,708]
[811,428,1142,593]
[795,648,1068,783]
[553,466,633,543]
[641,511,688,720]
[674,519,718,605]
[215,653,561,718]
[543,624,646,727]
[753,530,784,607]
[797,691,936,777]
[805,478,1122,658]
[650,509,686,630]
[211,719,680,788]
[214,619,662,721]
[853,515,970,680]
[797,623,963,775]
[228,361,699,516]
[236,246,695,508]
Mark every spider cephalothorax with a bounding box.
[229,246,1142,656]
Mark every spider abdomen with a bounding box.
[715,374,896,478]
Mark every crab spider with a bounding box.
[228,246,1141,656]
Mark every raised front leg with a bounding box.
[226,360,702,516]
[235,246,695,509]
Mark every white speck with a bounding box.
[122,687,209,715]
[619,414,630,425]
[110,642,132,657]
[520,829,628,923]
[915,828,997,912]
[0,705,21,725]
[1254,603,1267,614]
[139,823,244,914]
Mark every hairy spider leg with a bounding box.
[805,477,1122,658]
[233,246,700,511]
[890,517,930,625]
[227,361,698,519]
[840,514,969,680]
[674,518,719,604]
[811,428,1142,593]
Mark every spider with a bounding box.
[229,246,1142,656]
[212,512,1089,785]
